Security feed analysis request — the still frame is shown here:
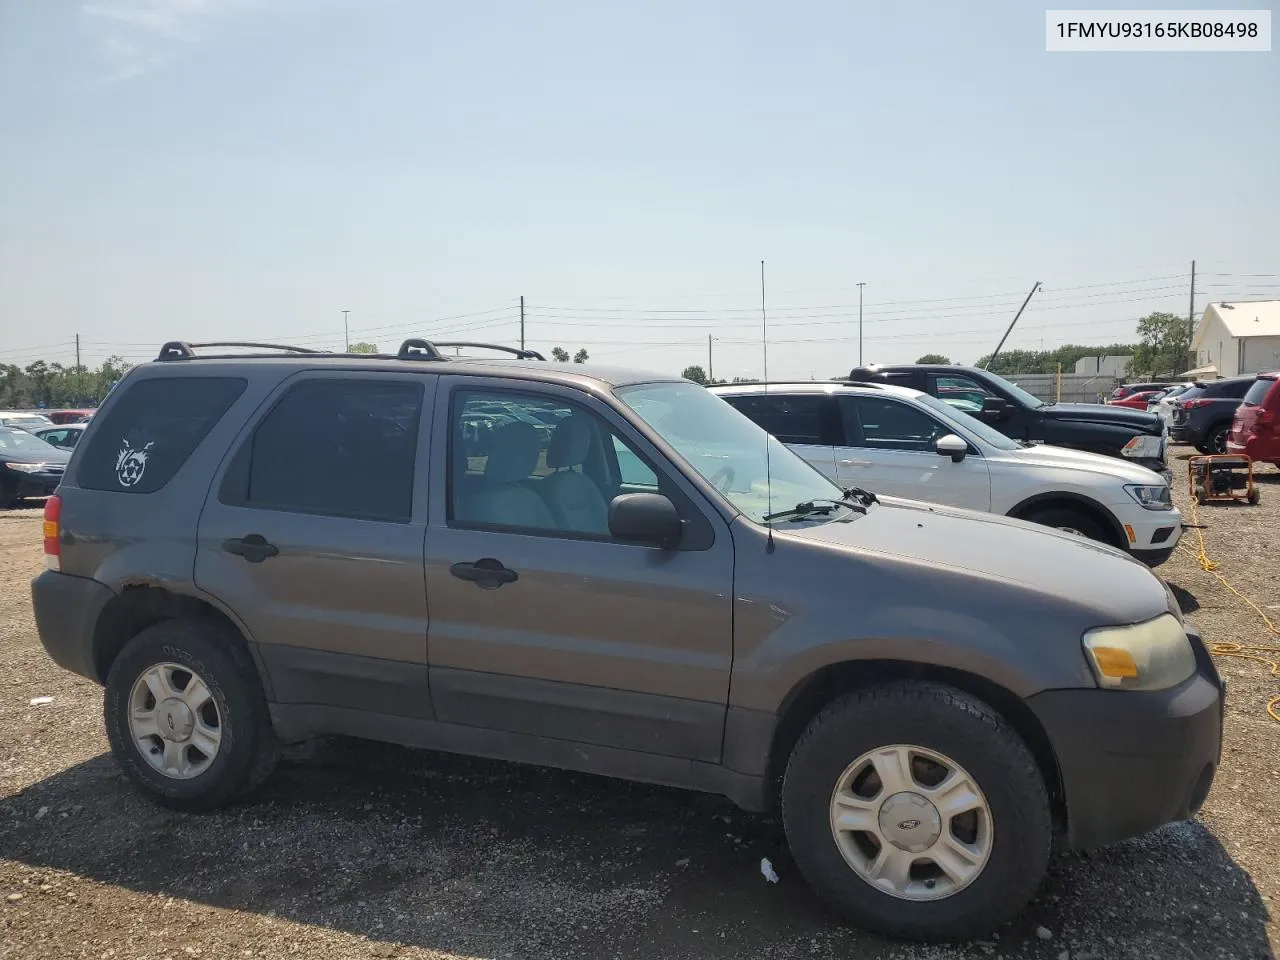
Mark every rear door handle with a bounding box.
[221,534,279,563]
[450,558,519,589]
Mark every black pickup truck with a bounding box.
[842,364,1170,480]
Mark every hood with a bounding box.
[779,497,1169,623]
[1003,442,1169,484]
[1041,402,1161,433]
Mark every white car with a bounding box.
[710,381,1182,566]
[1151,383,1195,422]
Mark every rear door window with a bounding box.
[77,377,246,493]
[230,379,423,522]
[721,393,830,445]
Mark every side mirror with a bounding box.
[980,396,1009,419]
[609,493,683,549]
[935,434,969,463]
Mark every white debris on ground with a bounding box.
[759,858,779,884]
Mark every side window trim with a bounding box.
[430,376,719,550]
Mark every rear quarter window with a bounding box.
[1242,378,1274,406]
[77,376,247,493]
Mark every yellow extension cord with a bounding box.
[1181,496,1280,724]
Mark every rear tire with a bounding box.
[104,619,279,811]
[781,682,1051,940]
[0,479,18,509]
[1023,506,1110,545]
[1205,424,1230,455]
[1248,488,1260,505]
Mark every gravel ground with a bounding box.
[1,448,1277,960]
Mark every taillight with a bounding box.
[43,495,61,571]
[1261,410,1275,426]
[1181,399,1213,409]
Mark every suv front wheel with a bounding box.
[781,681,1051,940]
[104,619,279,811]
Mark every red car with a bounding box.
[1110,381,1175,401]
[47,409,94,424]
[1107,389,1164,410]
[1227,372,1280,465]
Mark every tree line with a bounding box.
[0,357,132,409]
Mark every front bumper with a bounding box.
[1169,422,1205,445]
[1120,507,1182,567]
[1028,629,1223,851]
[30,569,116,683]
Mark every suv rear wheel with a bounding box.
[1196,423,1230,455]
[781,681,1051,940]
[104,619,279,811]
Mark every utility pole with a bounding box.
[857,282,866,366]
[75,334,80,370]
[1188,260,1196,363]
[707,334,715,382]
[520,296,525,351]
[342,310,350,351]
[983,281,1042,370]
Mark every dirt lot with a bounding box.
[1,448,1277,960]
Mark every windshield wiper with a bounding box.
[843,486,878,507]
[764,497,866,522]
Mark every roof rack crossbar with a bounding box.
[156,341,328,361]
[433,341,546,361]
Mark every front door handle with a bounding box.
[450,558,519,589]
[221,534,279,563]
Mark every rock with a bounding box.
[1058,951,1070,960]
[1036,926,1054,941]
[6,893,24,903]
[34,806,49,820]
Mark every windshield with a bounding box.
[615,382,846,524]
[914,394,1021,451]
[980,371,1044,409]
[0,427,59,454]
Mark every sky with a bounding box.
[0,0,1277,380]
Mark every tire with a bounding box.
[1023,506,1109,544]
[781,682,1051,940]
[1248,488,1260,506]
[0,479,18,509]
[1205,424,1230,455]
[104,619,279,812]
[1194,483,1207,504]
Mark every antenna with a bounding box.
[761,260,774,554]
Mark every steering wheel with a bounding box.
[708,464,735,493]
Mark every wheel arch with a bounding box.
[91,584,261,688]
[763,660,1066,833]
[1006,490,1126,549]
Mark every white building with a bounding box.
[1192,301,1280,378]
[1073,354,1133,377]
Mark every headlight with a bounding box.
[2,462,46,473]
[1125,483,1173,510]
[1083,614,1196,691]
[1120,434,1163,459]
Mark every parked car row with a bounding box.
[25,340,1225,943]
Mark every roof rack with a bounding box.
[433,341,546,361]
[155,338,544,364]
[157,341,329,361]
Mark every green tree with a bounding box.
[681,364,708,384]
[551,347,571,362]
[573,348,589,364]
[1127,312,1192,378]
[916,353,951,364]
[975,343,1139,376]
[348,341,378,354]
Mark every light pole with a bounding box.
[342,310,350,352]
[707,334,716,382]
[857,282,865,366]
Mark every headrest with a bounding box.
[482,421,542,484]
[546,415,592,469]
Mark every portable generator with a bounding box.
[1187,455,1260,506]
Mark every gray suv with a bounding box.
[31,340,1224,941]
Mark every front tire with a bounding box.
[781,682,1051,940]
[104,619,279,811]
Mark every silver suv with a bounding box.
[31,340,1224,941]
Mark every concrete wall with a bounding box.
[1073,355,1133,377]
[1006,372,1117,404]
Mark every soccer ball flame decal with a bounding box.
[115,440,154,488]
